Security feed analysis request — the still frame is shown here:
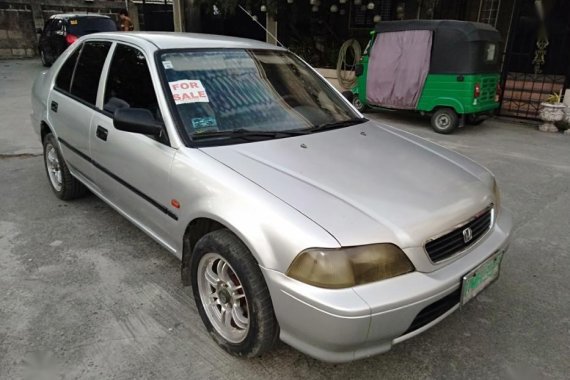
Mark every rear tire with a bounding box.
[191,229,278,358]
[43,133,87,200]
[466,114,486,125]
[431,108,459,134]
[353,96,368,113]
[40,48,51,67]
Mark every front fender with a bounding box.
[170,148,340,272]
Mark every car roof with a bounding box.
[50,13,112,20]
[87,32,287,51]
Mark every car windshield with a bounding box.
[68,17,117,36]
[158,49,361,143]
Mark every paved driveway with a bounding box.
[1,59,569,379]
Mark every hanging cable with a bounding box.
[336,39,361,89]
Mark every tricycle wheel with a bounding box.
[352,96,368,113]
[431,108,458,134]
[466,114,486,125]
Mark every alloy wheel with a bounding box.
[197,252,250,343]
[45,144,62,192]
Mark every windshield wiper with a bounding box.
[310,117,368,132]
[191,128,310,141]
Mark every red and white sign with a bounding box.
[169,80,209,105]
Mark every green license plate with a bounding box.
[461,251,503,305]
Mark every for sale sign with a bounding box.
[169,80,209,105]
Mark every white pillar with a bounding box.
[265,14,278,45]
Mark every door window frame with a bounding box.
[97,41,172,146]
[51,37,180,148]
[53,39,112,111]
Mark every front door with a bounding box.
[90,43,179,251]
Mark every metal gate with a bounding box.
[499,0,570,119]
[139,0,174,32]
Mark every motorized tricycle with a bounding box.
[352,20,502,134]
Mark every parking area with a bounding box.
[1,59,569,379]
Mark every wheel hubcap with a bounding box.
[436,114,451,128]
[353,98,363,110]
[45,144,62,191]
[197,253,249,343]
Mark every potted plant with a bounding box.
[539,91,565,133]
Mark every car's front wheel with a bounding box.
[352,96,368,113]
[43,133,87,200]
[191,229,278,357]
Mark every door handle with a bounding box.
[96,126,108,141]
[51,101,58,112]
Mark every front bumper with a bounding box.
[262,208,513,363]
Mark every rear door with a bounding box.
[49,41,112,184]
[90,43,178,249]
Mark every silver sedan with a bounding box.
[31,32,512,363]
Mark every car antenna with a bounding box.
[237,5,286,49]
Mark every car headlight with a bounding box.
[286,244,414,289]
[492,178,501,211]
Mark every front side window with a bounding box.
[70,41,112,105]
[55,45,82,92]
[104,44,159,117]
[159,49,360,144]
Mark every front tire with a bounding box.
[191,229,278,358]
[43,133,87,200]
[431,108,459,134]
[353,96,368,113]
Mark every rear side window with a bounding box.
[55,45,81,92]
[104,44,159,117]
[70,41,112,105]
[68,17,117,36]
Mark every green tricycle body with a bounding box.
[352,20,502,133]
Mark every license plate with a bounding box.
[461,251,503,305]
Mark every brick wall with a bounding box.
[0,5,36,58]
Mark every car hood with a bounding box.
[200,121,494,248]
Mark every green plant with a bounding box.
[545,90,563,104]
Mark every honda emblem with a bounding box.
[463,227,473,243]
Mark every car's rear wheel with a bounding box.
[191,229,278,357]
[431,108,459,134]
[466,114,486,125]
[43,133,87,200]
[40,48,51,67]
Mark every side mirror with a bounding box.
[113,108,163,136]
[36,28,43,34]
[355,63,364,77]
[341,91,354,103]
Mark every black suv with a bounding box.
[37,14,118,67]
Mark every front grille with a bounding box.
[425,207,493,262]
[403,288,461,335]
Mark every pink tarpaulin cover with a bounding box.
[366,30,433,109]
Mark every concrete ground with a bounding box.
[1,59,570,380]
